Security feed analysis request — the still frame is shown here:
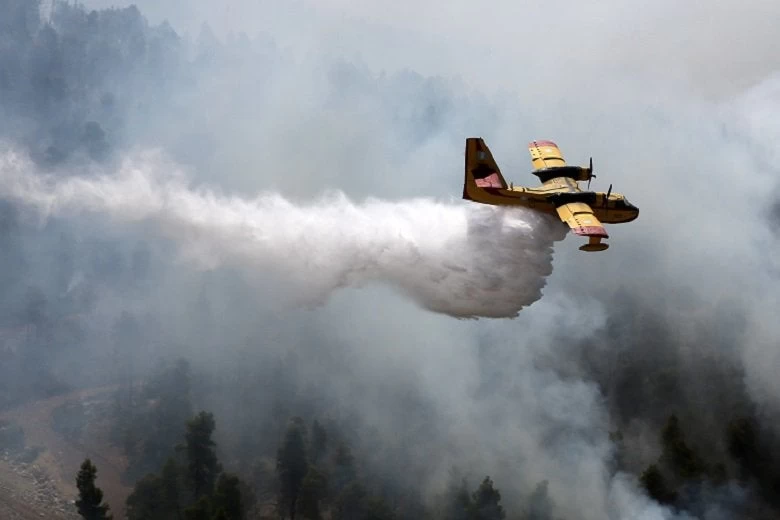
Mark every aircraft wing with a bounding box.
[555,202,609,238]
[528,140,566,170]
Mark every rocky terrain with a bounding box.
[0,453,78,520]
[0,387,131,519]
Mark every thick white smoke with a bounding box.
[0,146,567,318]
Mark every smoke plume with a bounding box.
[0,146,567,319]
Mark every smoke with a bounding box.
[1,1,779,519]
[0,146,566,319]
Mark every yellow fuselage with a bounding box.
[464,176,639,224]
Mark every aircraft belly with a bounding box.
[464,186,555,212]
[592,210,638,224]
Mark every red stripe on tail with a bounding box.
[475,173,503,189]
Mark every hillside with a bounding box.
[0,387,131,519]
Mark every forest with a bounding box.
[69,357,780,519]
[0,1,779,519]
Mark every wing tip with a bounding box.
[572,225,609,238]
[529,139,559,148]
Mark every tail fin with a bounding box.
[463,138,508,201]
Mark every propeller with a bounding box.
[603,183,612,207]
[587,157,594,190]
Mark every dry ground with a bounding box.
[0,386,132,519]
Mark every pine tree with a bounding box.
[332,481,368,520]
[298,466,327,520]
[160,457,182,518]
[727,416,761,482]
[331,441,356,494]
[185,411,222,500]
[212,473,244,520]
[126,474,165,520]
[364,496,395,520]
[660,415,706,480]
[471,476,505,520]
[183,496,211,520]
[640,464,676,505]
[75,458,112,520]
[440,470,472,520]
[125,458,181,520]
[276,417,309,519]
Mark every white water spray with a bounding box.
[0,147,567,318]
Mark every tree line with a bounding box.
[78,405,780,519]
[77,408,533,520]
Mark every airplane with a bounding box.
[462,138,639,251]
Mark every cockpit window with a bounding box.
[613,198,630,209]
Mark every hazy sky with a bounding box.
[81,0,780,98]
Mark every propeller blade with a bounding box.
[587,157,594,190]
[604,183,612,207]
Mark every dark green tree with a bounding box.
[212,473,243,520]
[118,359,193,483]
[440,471,472,520]
[726,416,780,506]
[75,458,112,520]
[211,510,228,520]
[185,411,222,500]
[364,496,396,520]
[471,476,505,520]
[331,441,356,494]
[639,464,677,505]
[332,481,367,520]
[161,457,182,518]
[660,415,706,480]
[183,496,211,520]
[298,466,328,520]
[727,417,761,482]
[125,458,181,520]
[126,474,165,520]
[276,417,309,519]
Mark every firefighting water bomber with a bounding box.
[463,138,639,251]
